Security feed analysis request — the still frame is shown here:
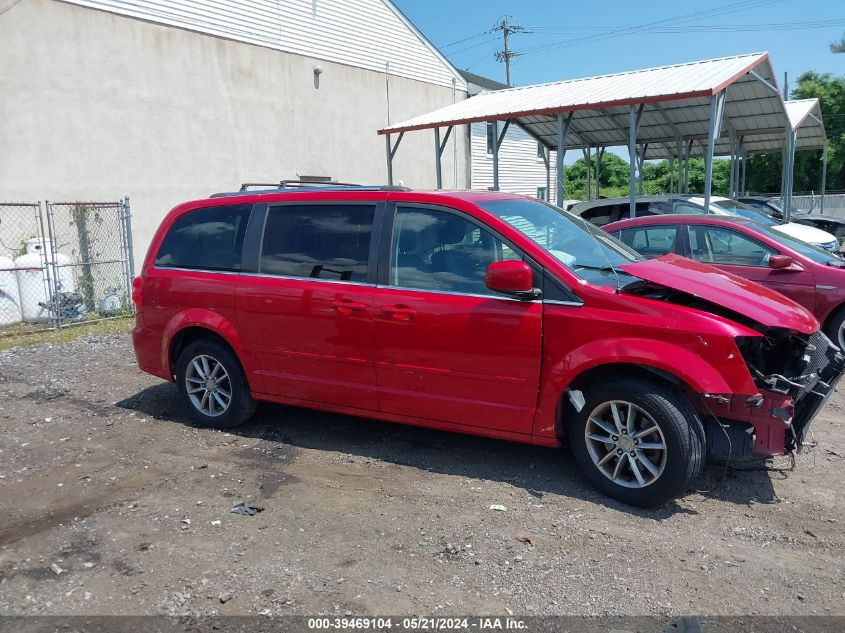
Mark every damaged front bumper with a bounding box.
[706,331,845,460]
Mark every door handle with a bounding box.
[381,304,416,321]
[332,300,367,315]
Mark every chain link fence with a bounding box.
[0,199,134,338]
[792,192,845,219]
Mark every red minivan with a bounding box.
[132,186,845,506]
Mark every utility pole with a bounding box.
[494,16,523,87]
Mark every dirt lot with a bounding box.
[0,332,844,617]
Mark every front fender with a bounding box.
[532,337,757,440]
[161,308,260,390]
[560,337,747,395]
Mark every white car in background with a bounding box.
[683,196,840,253]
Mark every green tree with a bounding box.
[746,71,845,194]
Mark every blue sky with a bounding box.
[395,0,844,92]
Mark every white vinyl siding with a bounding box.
[60,0,465,88]
[470,122,559,204]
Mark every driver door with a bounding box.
[372,205,543,435]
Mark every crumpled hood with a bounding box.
[619,254,818,334]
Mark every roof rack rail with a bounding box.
[239,180,362,192]
[209,182,412,198]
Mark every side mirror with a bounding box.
[485,260,540,300]
[769,254,794,270]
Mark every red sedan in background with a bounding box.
[604,214,845,349]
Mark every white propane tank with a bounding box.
[14,239,76,323]
[0,255,23,327]
[100,287,122,316]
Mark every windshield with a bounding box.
[767,197,806,215]
[478,198,642,285]
[712,200,781,227]
[753,223,840,264]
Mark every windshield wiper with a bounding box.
[575,263,632,271]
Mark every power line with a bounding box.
[439,28,497,49]
[518,0,784,56]
[521,20,845,35]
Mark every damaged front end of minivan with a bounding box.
[733,329,845,454]
[620,255,845,462]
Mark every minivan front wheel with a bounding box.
[568,378,703,507]
[176,339,256,429]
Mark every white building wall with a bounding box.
[60,0,464,88]
[0,0,469,267]
[469,122,560,205]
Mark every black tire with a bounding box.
[175,338,257,429]
[824,305,845,351]
[567,377,704,507]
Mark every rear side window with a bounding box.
[260,204,375,282]
[156,204,251,271]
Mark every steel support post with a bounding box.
[542,146,551,202]
[492,121,500,191]
[728,130,737,198]
[636,143,648,195]
[124,197,135,279]
[820,142,828,214]
[385,132,404,186]
[628,104,644,218]
[703,90,726,212]
[556,112,572,206]
[784,129,797,221]
[683,140,693,194]
[583,146,592,200]
[386,134,393,186]
[669,156,675,193]
[492,120,511,192]
[595,150,601,199]
[433,126,453,190]
[434,128,442,189]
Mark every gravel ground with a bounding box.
[0,332,843,617]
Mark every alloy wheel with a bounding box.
[185,354,232,417]
[584,400,667,489]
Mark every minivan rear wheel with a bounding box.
[176,339,256,429]
[567,378,704,507]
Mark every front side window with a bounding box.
[688,225,776,267]
[156,204,251,271]
[618,225,678,259]
[260,204,374,282]
[390,207,520,296]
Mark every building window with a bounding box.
[536,187,547,201]
[486,123,495,155]
[537,143,545,160]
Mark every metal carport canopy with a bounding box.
[378,52,785,154]
[378,52,787,215]
[673,97,827,158]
